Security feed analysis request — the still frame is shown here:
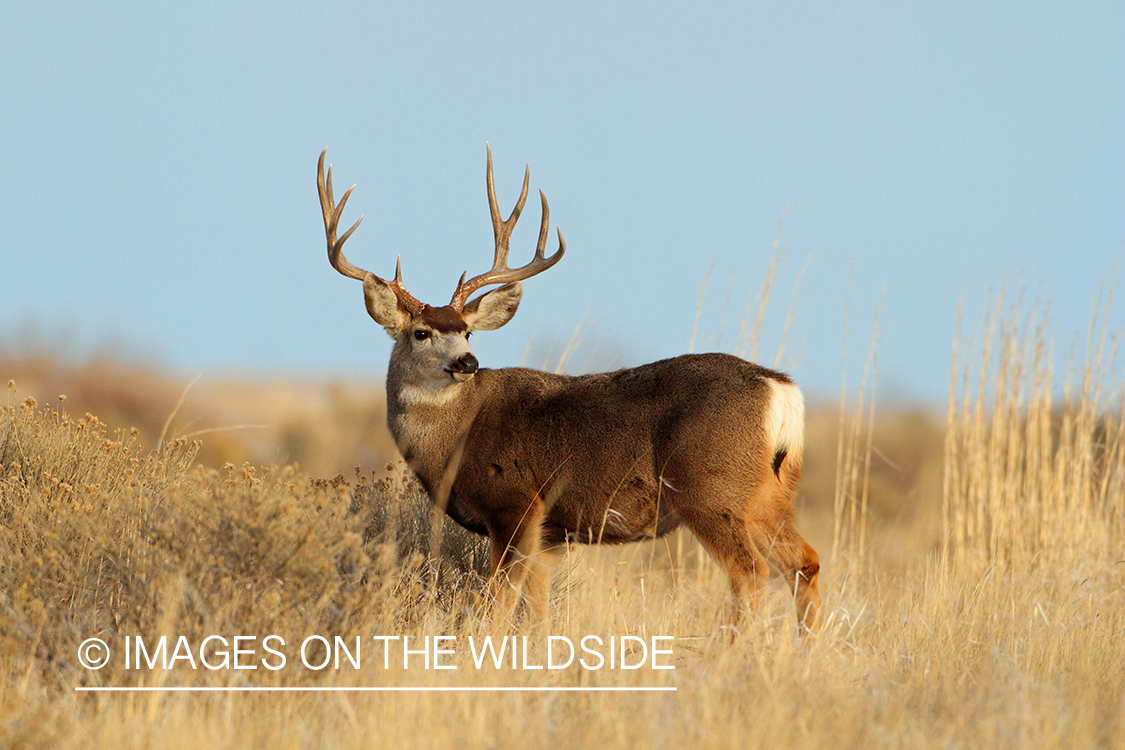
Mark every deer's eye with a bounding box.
[413,329,431,341]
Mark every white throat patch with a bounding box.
[398,381,465,407]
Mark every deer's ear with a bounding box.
[462,281,523,331]
[363,274,413,336]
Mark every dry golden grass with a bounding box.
[0,286,1121,749]
[0,352,397,476]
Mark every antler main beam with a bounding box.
[448,144,566,311]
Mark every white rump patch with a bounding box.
[763,378,805,458]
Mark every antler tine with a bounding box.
[449,146,565,310]
[486,143,530,266]
[317,149,424,315]
[534,189,551,258]
[318,149,367,281]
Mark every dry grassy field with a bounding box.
[0,290,1121,749]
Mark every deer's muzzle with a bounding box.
[447,353,479,379]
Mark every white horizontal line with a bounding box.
[75,686,675,693]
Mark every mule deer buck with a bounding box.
[316,146,821,632]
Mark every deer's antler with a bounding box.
[318,149,424,316]
[448,144,565,311]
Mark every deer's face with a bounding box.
[381,283,524,393]
[396,306,477,390]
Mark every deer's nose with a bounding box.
[449,353,479,375]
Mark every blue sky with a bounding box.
[1,2,1121,403]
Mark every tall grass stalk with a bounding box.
[735,212,788,362]
[831,275,880,569]
[942,284,1123,570]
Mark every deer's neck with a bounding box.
[384,365,483,493]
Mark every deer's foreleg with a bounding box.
[487,499,546,628]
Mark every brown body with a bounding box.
[316,147,821,631]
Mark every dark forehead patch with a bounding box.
[419,305,469,333]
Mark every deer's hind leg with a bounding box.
[752,517,821,633]
[672,490,771,630]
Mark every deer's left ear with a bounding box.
[463,281,523,331]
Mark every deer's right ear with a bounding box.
[363,274,413,335]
